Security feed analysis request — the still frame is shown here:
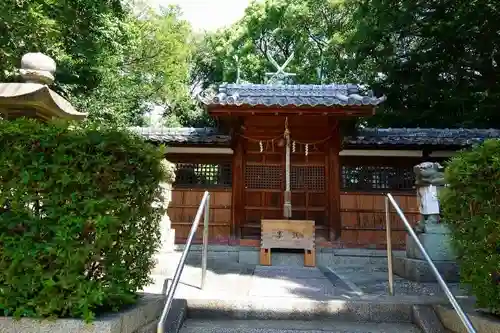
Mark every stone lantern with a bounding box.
[0,52,87,121]
[394,162,459,282]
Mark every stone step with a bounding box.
[159,299,449,333]
[184,297,444,323]
[179,319,422,333]
[153,247,394,273]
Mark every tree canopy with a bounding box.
[75,4,194,126]
[347,0,500,128]
[190,0,353,88]
[0,0,195,126]
[191,0,500,128]
[1,0,499,128]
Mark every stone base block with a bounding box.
[435,304,500,333]
[406,230,454,262]
[0,294,170,333]
[393,256,460,283]
[158,246,396,269]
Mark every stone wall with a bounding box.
[0,295,165,333]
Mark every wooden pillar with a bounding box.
[230,121,244,240]
[327,119,342,240]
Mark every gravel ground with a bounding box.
[331,264,470,297]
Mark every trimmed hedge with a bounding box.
[0,119,166,321]
[441,139,500,314]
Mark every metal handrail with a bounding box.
[157,191,210,333]
[385,193,476,333]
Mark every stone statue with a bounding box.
[398,162,458,282]
[414,162,445,233]
[161,159,176,185]
[414,162,445,186]
[157,160,176,253]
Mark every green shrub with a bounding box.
[440,139,500,314]
[0,119,166,321]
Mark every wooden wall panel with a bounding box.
[170,188,420,248]
[169,188,232,244]
[338,192,419,250]
[166,150,424,249]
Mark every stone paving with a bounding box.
[329,263,468,297]
[142,257,471,302]
[143,254,478,333]
[144,265,353,300]
[248,266,351,299]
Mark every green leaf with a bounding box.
[441,139,500,314]
[0,119,165,321]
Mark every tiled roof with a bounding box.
[129,126,230,145]
[131,127,500,148]
[346,128,500,147]
[201,83,386,107]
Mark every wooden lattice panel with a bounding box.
[291,166,325,191]
[174,162,232,187]
[341,165,414,191]
[245,164,283,189]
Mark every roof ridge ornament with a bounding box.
[265,51,296,85]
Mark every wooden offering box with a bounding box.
[260,219,315,267]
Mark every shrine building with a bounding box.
[133,82,500,252]
[204,83,385,245]
[3,51,498,259]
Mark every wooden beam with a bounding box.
[340,149,423,157]
[165,147,233,154]
[208,106,374,117]
[328,118,342,240]
[230,126,244,240]
[429,151,456,158]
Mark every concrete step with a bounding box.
[179,319,422,333]
[154,246,394,271]
[185,297,450,323]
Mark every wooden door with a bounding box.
[239,115,331,240]
[290,141,329,241]
[242,126,285,239]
